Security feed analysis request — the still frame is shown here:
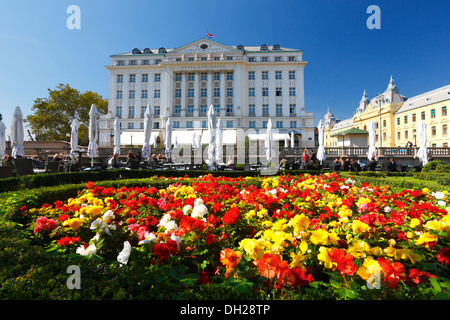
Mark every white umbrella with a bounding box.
[416,120,428,166]
[195,131,202,149]
[87,104,99,166]
[113,117,121,156]
[174,134,179,148]
[207,105,216,166]
[215,118,223,164]
[367,120,377,161]
[316,119,326,164]
[165,117,172,160]
[192,132,197,149]
[141,105,153,159]
[0,121,6,164]
[265,119,273,164]
[11,106,24,158]
[290,131,295,148]
[70,118,80,157]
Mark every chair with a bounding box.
[14,158,34,176]
[46,161,61,173]
[243,163,250,171]
[0,166,13,178]
[129,160,140,169]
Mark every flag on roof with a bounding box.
[206,30,213,38]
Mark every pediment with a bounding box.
[167,39,241,55]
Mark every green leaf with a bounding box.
[429,278,442,292]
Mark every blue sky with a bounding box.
[0,0,449,139]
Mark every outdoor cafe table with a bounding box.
[162,163,188,170]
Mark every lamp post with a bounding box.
[375,93,386,148]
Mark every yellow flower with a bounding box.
[400,248,422,264]
[338,205,352,219]
[257,208,268,218]
[422,188,429,194]
[85,205,103,218]
[357,256,380,280]
[65,218,83,231]
[317,246,333,269]
[416,232,438,246]
[245,210,256,219]
[371,246,383,256]
[352,220,370,233]
[347,240,371,258]
[310,229,329,246]
[290,251,307,270]
[410,218,421,228]
[425,220,445,231]
[273,219,287,231]
[288,213,310,236]
[240,238,264,260]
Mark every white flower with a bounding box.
[158,213,172,228]
[191,204,208,219]
[384,206,392,213]
[90,218,105,230]
[138,232,157,245]
[170,234,181,248]
[102,210,115,221]
[117,241,131,265]
[438,200,446,207]
[433,191,446,200]
[76,243,97,256]
[194,198,204,206]
[183,205,193,215]
[164,220,178,232]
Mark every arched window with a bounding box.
[158,47,166,54]
[260,44,268,51]
[237,45,244,51]
[143,48,152,54]
[132,48,141,54]
[273,44,280,50]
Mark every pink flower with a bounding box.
[34,216,58,234]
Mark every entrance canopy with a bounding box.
[120,131,160,146]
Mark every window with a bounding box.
[128,106,135,117]
[175,89,181,98]
[289,87,296,96]
[175,73,182,81]
[276,88,282,96]
[188,57,194,61]
[397,132,401,140]
[443,106,447,116]
[154,73,161,82]
[444,143,448,148]
[431,109,436,118]
[173,121,180,128]
[404,130,408,139]
[412,113,416,122]
[201,73,208,81]
[276,121,283,128]
[226,105,234,114]
[141,90,148,99]
[154,106,160,115]
[275,71,282,79]
[200,105,207,114]
[404,116,408,124]
[397,117,400,125]
[248,71,255,80]
[129,90,135,99]
[142,60,149,65]
[142,74,148,82]
[214,88,220,97]
[214,105,220,114]
[432,126,436,136]
[213,72,220,80]
[249,121,256,128]
[187,73,194,81]
[289,104,296,114]
[276,104,282,114]
[289,71,296,79]
[174,105,181,114]
[249,104,255,115]
[129,74,136,83]
[117,74,123,83]
[154,59,161,65]
[117,60,124,66]
[262,121,268,128]
[226,88,233,97]
[262,71,269,80]
[443,124,448,135]
[201,88,207,97]
[130,60,137,66]
[128,122,134,129]
[153,122,159,129]
[140,122,144,129]
[248,57,255,62]
[383,119,387,127]
[201,120,207,128]
[187,105,194,114]
[226,121,233,128]
[154,89,160,98]
[249,88,255,96]
[226,72,234,80]
[116,90,123,99]
[275,57,282,62]
[421,111,425,120]
[262,87,269,97]
[226,56,233,61]
[290,121,297,128]
[262,104,269,115]
[186,121,193,128]
[288,56,295,61]
[188,89,194,97]
[432,143,437,147]
[116,106,122,117]
[261,57,268,62]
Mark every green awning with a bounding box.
[331,127,369,137]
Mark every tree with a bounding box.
[26,84,108,145]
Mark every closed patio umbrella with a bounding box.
[165,117,172,161]
[316,119,326,164]
[207,105,216,166]
[113,117,121,156]
[416,120,428,166]
[141,105,153,159]
[367,120,377,161]
[87,104,99,166]
[265,119,273,164]
[11,106,24,158]
[290,131,295,148]
[215,118,223,164]
[0,121,6,164]
[70,118,80,157]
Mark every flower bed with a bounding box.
[25,173,450,299]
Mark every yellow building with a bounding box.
[322,78,450,149]
[394,84,450,148]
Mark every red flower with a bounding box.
[58,214,69,222]
[205,234,217,245]
[213,202,223,213]
[222,206,240,225]
[57,236,80,246]
[377,257,405,289]
[198,271,211,285]
[436,247,450,266]
[152,239,178,262]
[20,205,27,213]
[33,216,58,234]
[406,269,437,287]
[328,248,357,275]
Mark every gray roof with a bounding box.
[330,118,353,132]
[395,84,450,114]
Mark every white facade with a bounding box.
[99,38,315,148]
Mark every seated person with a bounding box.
[224,156,235,170]
[278,156,288,170]
[2,155,14,166]
[107,153,120,169]
[366,156,377,171]
[332,158,340,171]
[350,158,361,172]
[53,153,63,161]
[126,153,138,168]
[384,158,398,172]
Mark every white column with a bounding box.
[234,65,243,116]
[181,72,186,117]
[194,72,199,117]
[207,71,213,108]
[220,71,226,117]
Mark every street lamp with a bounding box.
[375,93,386,148]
